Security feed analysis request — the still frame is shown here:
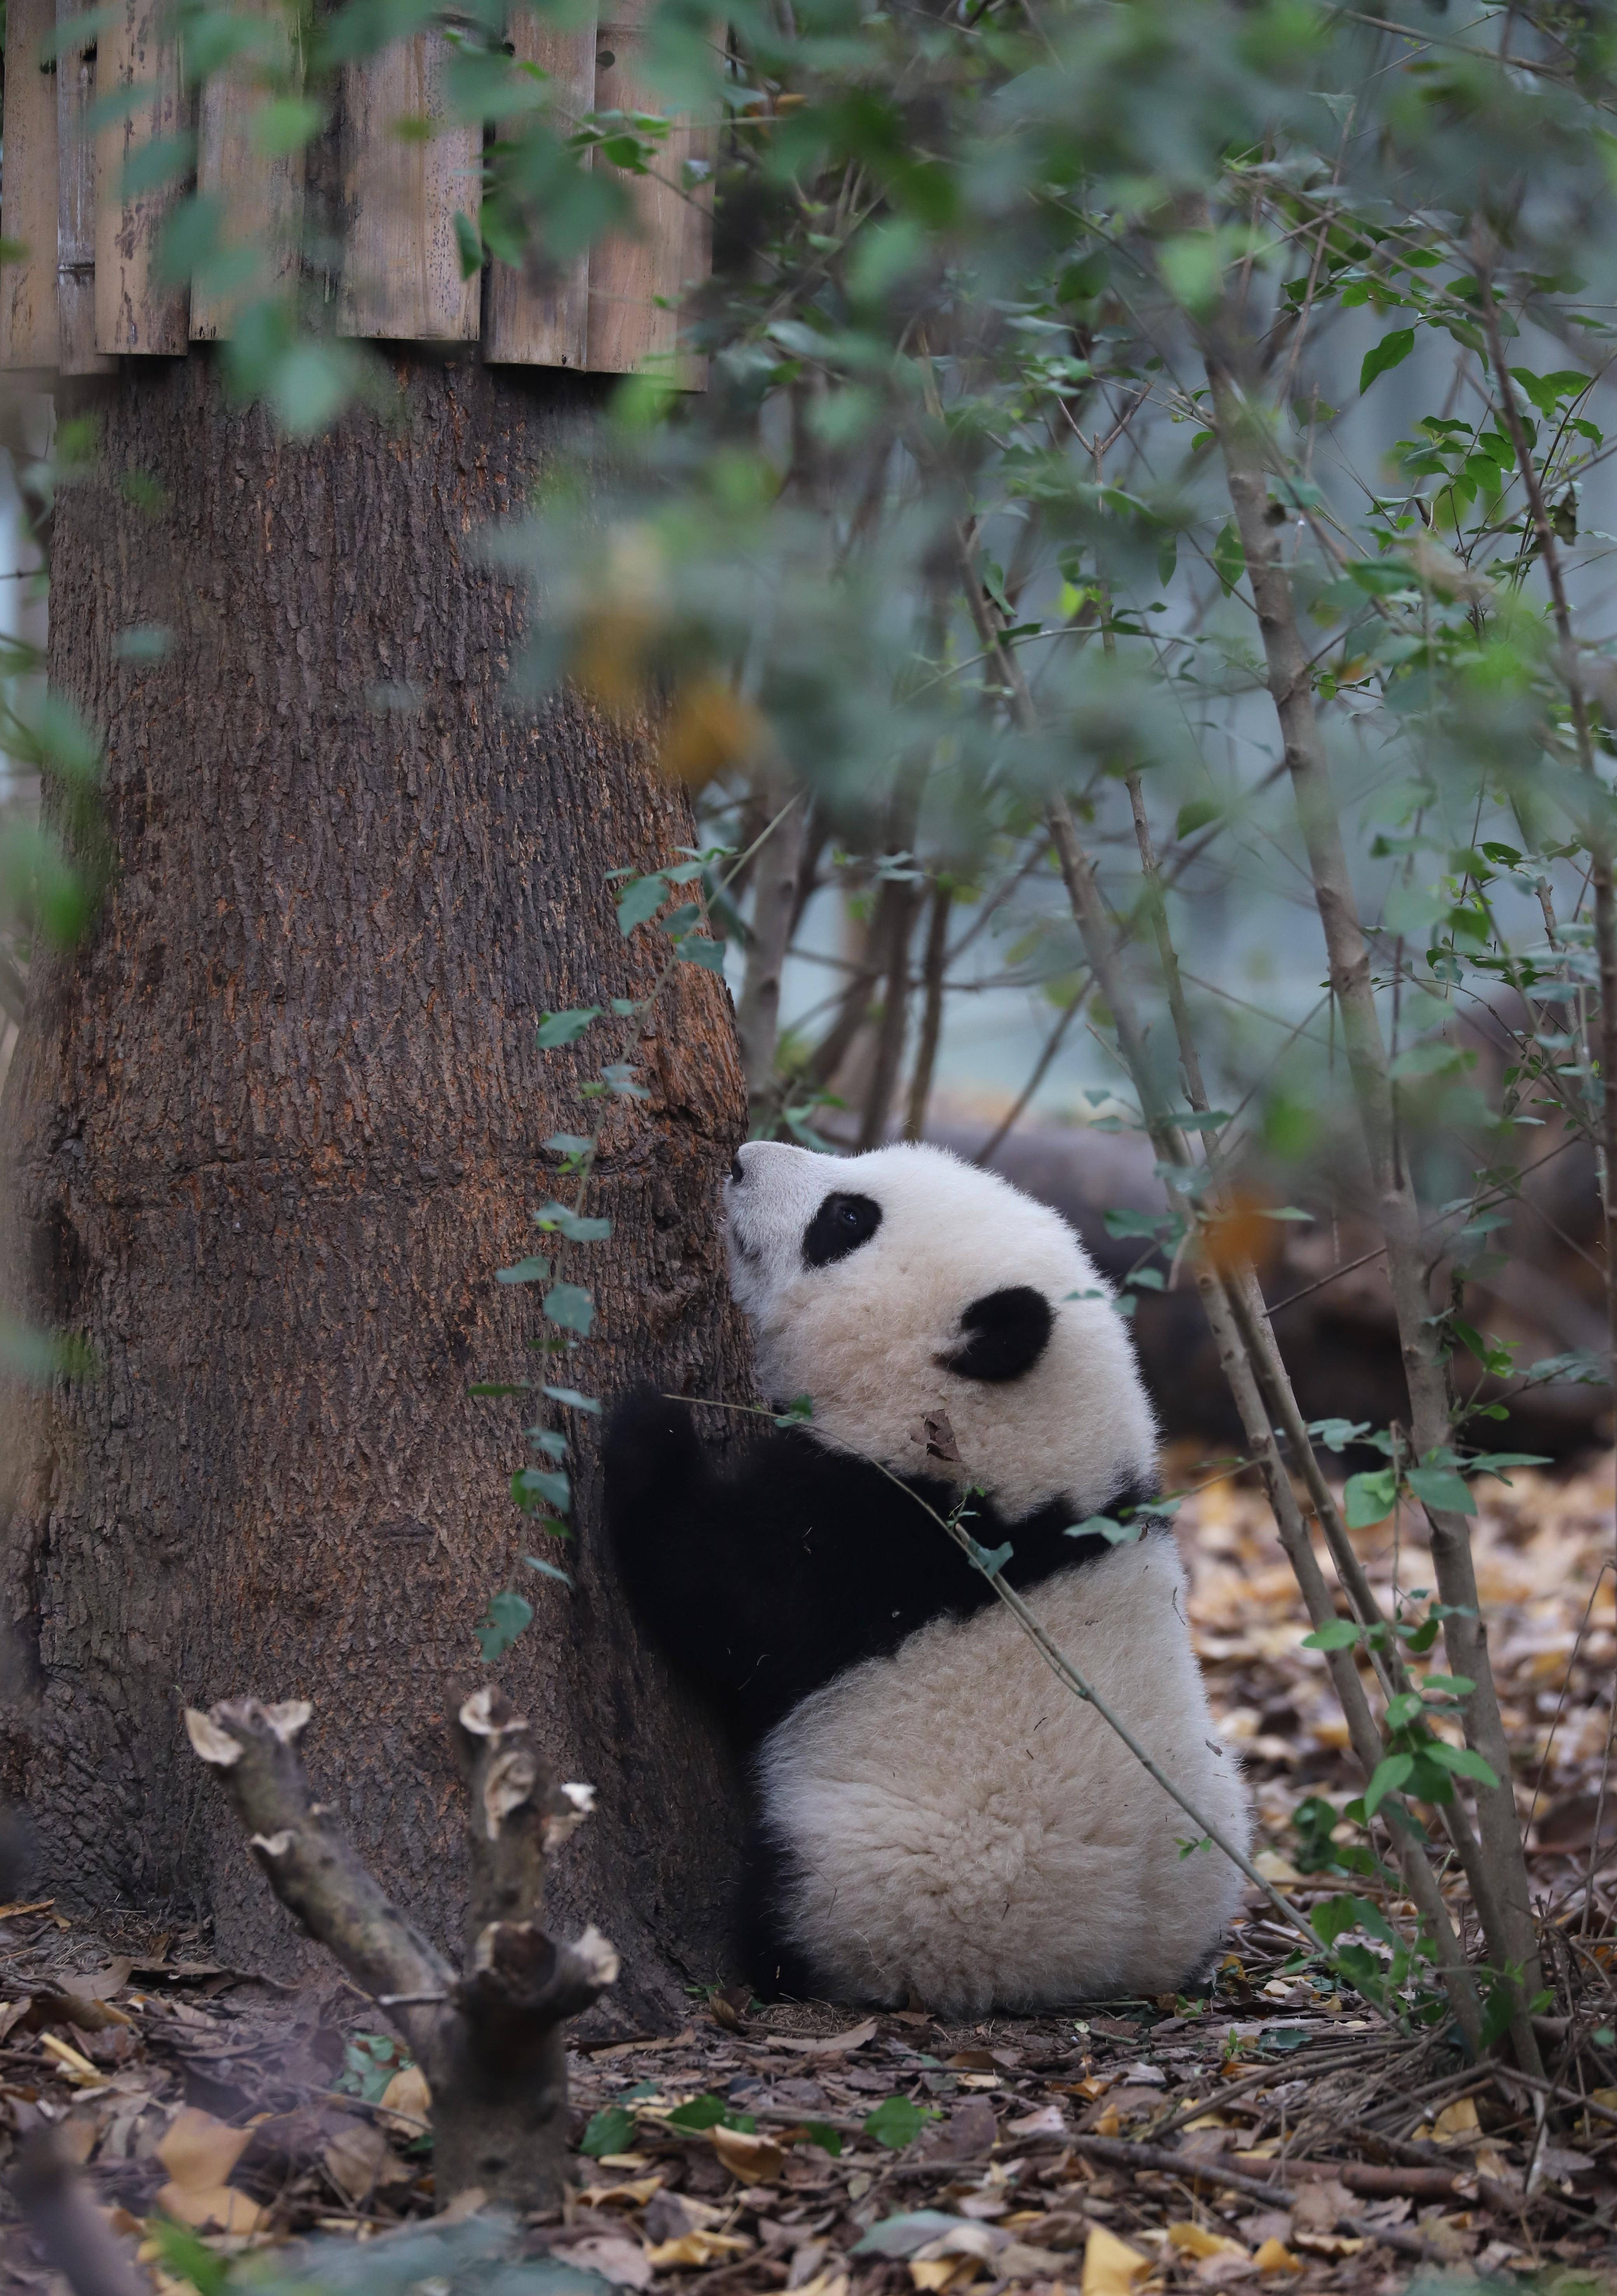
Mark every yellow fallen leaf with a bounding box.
[1590,2087,1617,2110]
[1081,2224,1150,2296]
[1168,2224,1247,2260]
[1182,2113,1233,2133]
[1292,2233,1364,2258]
[598,2153,653,2170]
[1093,2106,1123,2137]
[1253,1851,1304,1885]
[1253,2240,1302,2275]
[910,2259,980,2292]
[579,2176,663,2207]
[711,2123,785,2181]
[792,2275,850,2296]
[152,2180,265,2233]
[1432,2097,1481,2145]
[158,2107,253,2192]
[377,2064,431,2135]
[644,2231,751,2268]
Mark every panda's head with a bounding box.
[724,1140,1157,1521]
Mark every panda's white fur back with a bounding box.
[754,1537,1249,2017]
[727,1141,1156,1519]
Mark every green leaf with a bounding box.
[1363,1752,1414,1817]
[676,933,728,972]
[546,1133,594,1157]
[1360,327,1416,393]
[513,1467,570,1512]
[269,340,364,439]
[581,2104,637,2157]
[145,2218,231,2296]
[475,1587,533,1662]
[1384,1691,1424,1730]
[1212,521,1245,596]
[544,1282,595,1336]
[534,1200,613,1241]
[468,1381,531,1397]
[1421,1674,1474,1697]
[966,1538,1013,1576]
[537,1006,603,1048]
[1176,798,1221,838]
[252,96,326,157]
[616,871,670,934]
[802,2121,843,2156]
[863,2095,938,2150]
[1404,1465,1476,1516]
[1301,1619,1363,1651]
[497,1255,552,1286]
[1343,1469,1398,1528]
[545,1385,601,1413]
[525,1553,575,1590]
[454,209,484,279]
[1422,1741,1499,1788]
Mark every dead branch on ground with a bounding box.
[184,1685,617,2212]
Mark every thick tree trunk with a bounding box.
[0,352,751,2016]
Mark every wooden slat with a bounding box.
[94,0,189,353]
[340,35,481,340]
[0,0,62,368]
[56,0,113,373]
[482,5,595,368]
[190,4,304,340]
[587,0,711,383]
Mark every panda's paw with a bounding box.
[602,1385,708,1527]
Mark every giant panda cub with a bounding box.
[604,1139,1250,2018]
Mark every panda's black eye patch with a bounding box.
[803,1191,883,1269]
[946,1286,1053,1383]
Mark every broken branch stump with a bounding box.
[185,1686,617,2211]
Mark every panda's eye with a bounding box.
[803,1191,883,1269]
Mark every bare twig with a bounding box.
[903,877,954,1142]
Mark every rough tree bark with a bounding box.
[0,353,751,2015]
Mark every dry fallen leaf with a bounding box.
[790,2274,849,2296]
[377,2064,431,2135]
[154,2106,264,2235]
[1006,2105,1068,2137]
[644,2231,752,2268]
[776,2018,880,2055]
[1168,2223,1247,2260]
[1431,2097,1482,2146]
[1253,2238,1302,2275]
[1081,2223,1150,2296]
[579,2176,664,2207]
[566,2236,654,2289]
[910,2259,980,2293]
[711,2123,786,2181]
[1289,2179,1353,2233]
[323,2118,412,2205]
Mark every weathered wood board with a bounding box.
[190,2,305,340]
[587,0,711,382]
[341,35,482,340]
[56,0,114,372]
[482,5,596,369]
[94,0,189,353]
[0,0,61,368]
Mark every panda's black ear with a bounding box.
[945,1286,1053,1383]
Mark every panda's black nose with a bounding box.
[730,1154,746,1185]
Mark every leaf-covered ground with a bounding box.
[2,1462,1614,2295]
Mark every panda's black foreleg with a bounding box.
[736,1812,821,2003]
